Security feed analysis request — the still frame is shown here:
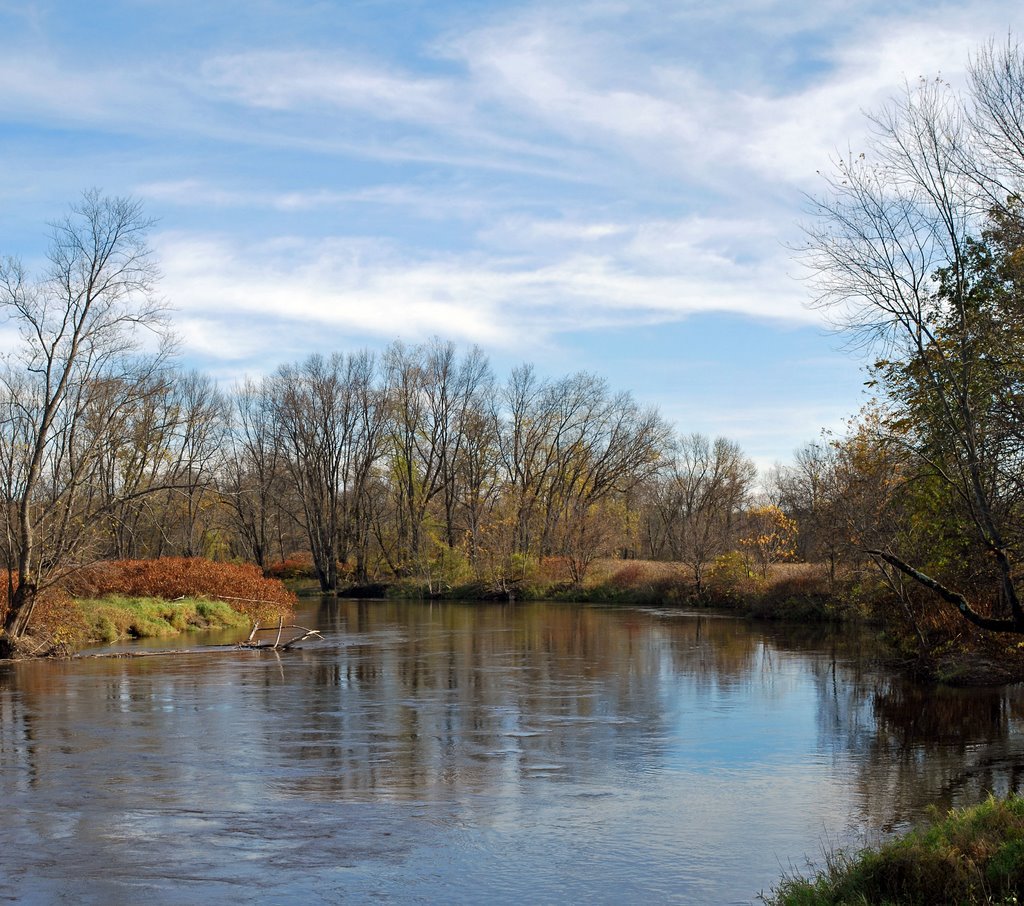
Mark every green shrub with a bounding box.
[766,795,1024,905]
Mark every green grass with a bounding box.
[766,795,1024,905]
[76,596,251,643]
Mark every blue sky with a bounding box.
[2,0,1021,469]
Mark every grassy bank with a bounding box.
[765,795,1024,905]
[76,596,252,644]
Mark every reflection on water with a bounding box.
[2,600,1023,904]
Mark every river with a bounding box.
[2,598,1023,904]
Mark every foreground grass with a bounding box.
[766,794,1024,905]
[76,596,252,644]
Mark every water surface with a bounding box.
[3,599,1023,904]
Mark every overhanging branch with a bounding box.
[866,548,1022,633]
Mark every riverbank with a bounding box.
[9,555,1023,685]
[361,559,857,624]
[765,794,1024,905]
[1,558,296,656]
[330,558,1024,686]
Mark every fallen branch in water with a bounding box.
[236,616,324,650]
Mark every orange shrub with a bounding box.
[66,558,296,623]
[265,552,316,580]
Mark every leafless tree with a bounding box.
[771,441,847,586]
[497,367,669,572]
[659,434,755,592]
[158,370,227,557]
[0,192,174,649]
[225,377,284,569]
[269,352,384,590]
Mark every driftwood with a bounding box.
[236,616,324,651]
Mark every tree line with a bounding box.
[793,35,1024,642]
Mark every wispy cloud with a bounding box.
[0,54,127,122]
[155,215,813,365]
[201,51,463,124]
[135,178,499,219]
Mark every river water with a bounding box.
[3,599,1024,904]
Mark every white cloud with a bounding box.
[201,51,463,125]
[0,54,125,122]
[436,3,1022,192]
[135,178,496,219]
[5,0,1021,465]
[737,20,994,184]
[155,215,815,365]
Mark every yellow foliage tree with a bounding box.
[739,505,798,579]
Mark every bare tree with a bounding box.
[497,364,552,559]
[661,434,755,592]
[225,377,285,570]
[271,355,346,592]
[93,370,178,559]
[771,441,846,586]
[497,367,669,566]
[0,192,173,650]
[381,339,489,573]
[456,399,501,567]
[337,352,387,583]
[968,36,1024,208]
[159,370,227,557]
[270,352,384,591]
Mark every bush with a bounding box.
[766,794,1024,905]
[76,596,251,643]
[65,558,296,623]
[265,553,317,581]
[539,556,573,584]
[0,571,89,654]
[607,562,648,590]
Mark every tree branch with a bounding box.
[866,548,1022,633]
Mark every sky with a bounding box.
[1,0,1021,470]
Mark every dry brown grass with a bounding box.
[587,558,689,586]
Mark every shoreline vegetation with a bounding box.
[764,795,1024,906]
[8,553,1021,686]
[76,596,253,645]
[324,556,1024,686]
[0,557,296,657]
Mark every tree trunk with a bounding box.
[2,581,38,652]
